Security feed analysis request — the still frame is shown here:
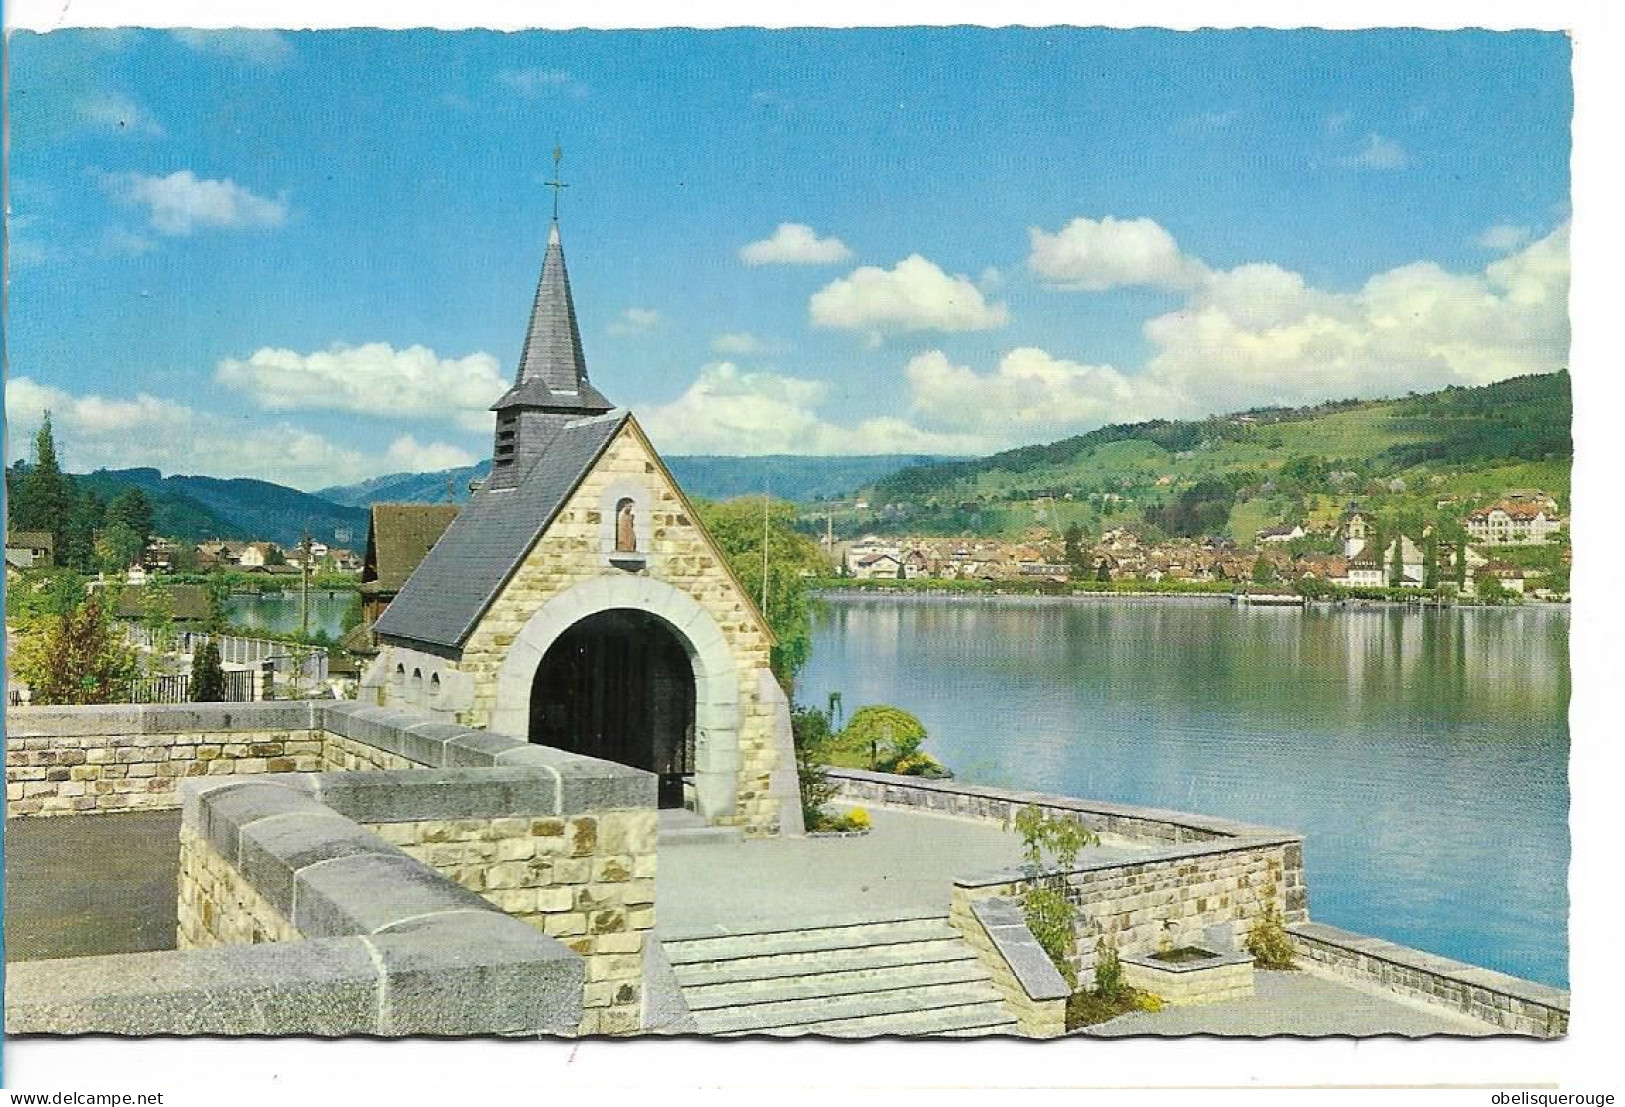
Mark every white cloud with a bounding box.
[1324,110,1354,133]
[903,349,1166,447]
[2,376,448,490]
[77,92,165,136]
[171,30,292,66]
[383,435,477,473]
[496,69,585,97]
[1028,216,1208,292]
[899,225,1569,447]
[1344,132,1408,170]
[608,307,662,335]
[215,343,508,428]
[1139,223,1569,412]
[1476,224,1534,252]
[740,223,853,266]
[711,332,772,356]
[809,255,1009,338]
[103,170,288,236]
[635,362,984,457]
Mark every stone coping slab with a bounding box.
[318,702,655,810]
[826,767,1296,841]
[1120,947,1255,974]
[970,897,1070,1001]
[1288,921,1570,1011]
[6,700,321,737]
[5,916,583,1037]
[954,833,1302,891]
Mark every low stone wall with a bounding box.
[953,835,1300,985]
[5,703,325,817]
[955,896,1069,1037]
[829,770,1306,986]
[7,700,660,1036]
[1289,921,1570,1038]
[11,778,584,1036]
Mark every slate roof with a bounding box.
[362,504,461,592]
[493,222,612,415]
[372,410,629,651]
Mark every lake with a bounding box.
[800,594,1570,988]
[226,591,355,639]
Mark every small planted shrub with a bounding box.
[1093,934,1128,1002]
[1013,804,1098,990]
[1245,887,1297,969]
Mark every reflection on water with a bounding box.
[801,596,1570,987]
[226,592,353,639]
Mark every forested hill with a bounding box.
[872,373,1569,501]
[851,372,1570,539]
[77,468,369,548]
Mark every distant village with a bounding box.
[828,492,1569,601]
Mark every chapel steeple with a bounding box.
[486,150,614,489]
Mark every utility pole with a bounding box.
[760,483,771,618]
[300,527,313,641]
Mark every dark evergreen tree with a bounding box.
[1063,523,1087,578]
[1423,531,1439,589]
[190,640,227,701]
[107,487,155,546]
[12,413,72,557]
[63,485,105,573]
[1389,535,1405,587]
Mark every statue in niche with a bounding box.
[615,498,637,553]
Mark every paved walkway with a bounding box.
[4,809,181,962]
[657,804,1142,936]
[5,804,1508,1037]
[1079,967,1496,1037]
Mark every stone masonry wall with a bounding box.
[7,726,324,817]
[369,807,657,1036]
[178,823,302,949]
[322,733,420,772]
[455,424,781,835]
[955,837,1300,985]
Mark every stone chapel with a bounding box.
[363,211,801,837]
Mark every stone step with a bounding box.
[662,906,949,943]
[680,957,991,1011]
[671,938,976,988]
[691,979,1004,1035]
[713,1001,1020,1038]
[663,917,959,964]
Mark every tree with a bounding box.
[139,587,177,671]
[694,497,827,689]
[1475,572,1508,605]
[205,576,233,634]
[789,702,838,830]
[106,487,155,546]
[1063,523,1087,578]
[1454,540,1468,589]
[13,594,141,705]
[63,485,105,572]
[5,569,87,632]
[11,412,72,557]
[1251,556,1274,586]
[96,521,145,574]
[1095,558,1111,584]
[190,640,227,701]
[840,704,929,771]
[1423,531,1439,590]
[1389,536,1405,588]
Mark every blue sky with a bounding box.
[7,27,1572,489]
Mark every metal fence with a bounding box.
[9,668,259,707]
[123,627,329,684]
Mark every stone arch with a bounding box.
[491,575,742,820]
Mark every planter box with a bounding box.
[1120,947,1255,1007]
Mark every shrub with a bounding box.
[1012,804,1098,987]
[1093,934,1128,1001]
[1245,887,1297,969]
[190,640,227,702]
[842,806,871,831]
[790,702,839,830]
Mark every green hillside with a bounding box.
[842,372,1570,541]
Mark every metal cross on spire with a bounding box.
[545,144,568,221]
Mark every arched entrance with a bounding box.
[529,608,695,808]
